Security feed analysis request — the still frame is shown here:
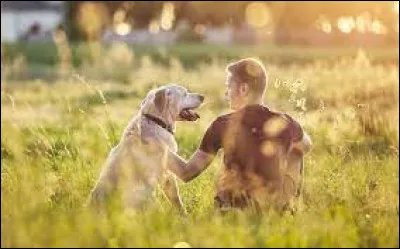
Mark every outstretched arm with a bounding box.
[168,115,222,182]
[166,149,215,182]
[290,132,312,155]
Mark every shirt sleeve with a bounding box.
[283,114,304,143]
[199,117,223,155]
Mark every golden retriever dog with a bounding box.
[87,84,204,213]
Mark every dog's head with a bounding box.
[141,84,204,125]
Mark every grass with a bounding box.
[1,44,399,247]
[2,42,399,72]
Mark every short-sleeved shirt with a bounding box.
[199,104,304,209]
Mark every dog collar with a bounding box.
[143,114,174,135]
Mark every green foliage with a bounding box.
[2,43,398,76]
[1,48,398,247]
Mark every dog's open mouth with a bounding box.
[179,108,200,121]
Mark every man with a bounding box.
[168,58,312,213]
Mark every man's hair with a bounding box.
[226,58,268,99]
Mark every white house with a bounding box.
[1,1,65,42]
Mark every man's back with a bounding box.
[199,104,304,210]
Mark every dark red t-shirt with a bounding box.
[199,104,304,207]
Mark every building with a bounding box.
[1,1,65,42]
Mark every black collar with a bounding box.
[143,114,174,135]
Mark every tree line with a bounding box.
[65,1,398,41]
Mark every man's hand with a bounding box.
[167,149,215,182]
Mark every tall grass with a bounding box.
[1,45,399,247]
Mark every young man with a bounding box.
[168,58,312,212]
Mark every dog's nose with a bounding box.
[198,94,205,102]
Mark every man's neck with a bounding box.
[241,99,264,109]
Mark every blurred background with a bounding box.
[1,1,399,82]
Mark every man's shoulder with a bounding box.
[280,112,300,125]
[265,108,298,123]
[210,112,234,125]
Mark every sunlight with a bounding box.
[355,13,371,34]
[149,20,160,34]
[194,24,206,35]
[160,2,175,31]
[113,9,126,24]
[315,16,332,33]
[393,1,399,14]
[77,2,108,39]
[370,19,388,34]
[321,22,332,33]
[263,116,288,137]
[114,23,131,36]
[371,19,387,35]
[337,16,356,33]
[261,140,278,157]
[245,2,272,29]
[173,241,191,248]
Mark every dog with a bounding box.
[87,84,204,213]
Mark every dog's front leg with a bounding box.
[163,173,187,215]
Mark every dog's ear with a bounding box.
[154,89,167,113]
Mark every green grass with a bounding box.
[2,42,399,72]
[1,46,399,247]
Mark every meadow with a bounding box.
[1,43,399,247]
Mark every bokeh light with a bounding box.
[371,19,388,34]
[149,20,160,34]
[113,9,126,24]
[263,116,288,137]
[173,241,191,248]
[261,140,278,157]
[355,13,371,33]
[115,23,132,36]
[77,2,108,40]
[194,24,206,35]
[315,16,332,33]
[245,2,272,29]
[393,1,399,14]
[160,2,175,31]
[337,16,356,33]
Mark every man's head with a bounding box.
[225,58,268,110]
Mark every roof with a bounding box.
[1,1,64,12]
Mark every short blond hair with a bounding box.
[226,58,267,99]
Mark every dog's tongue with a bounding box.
[180,109,200,121]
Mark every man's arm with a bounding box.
[167,116,222,182]
[166,149,215,182]
[284,114,312,155]
[290,132,312,155]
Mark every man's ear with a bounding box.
[239,83,249,96]
[154,89,167,113]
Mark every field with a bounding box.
[1,43,399,247]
